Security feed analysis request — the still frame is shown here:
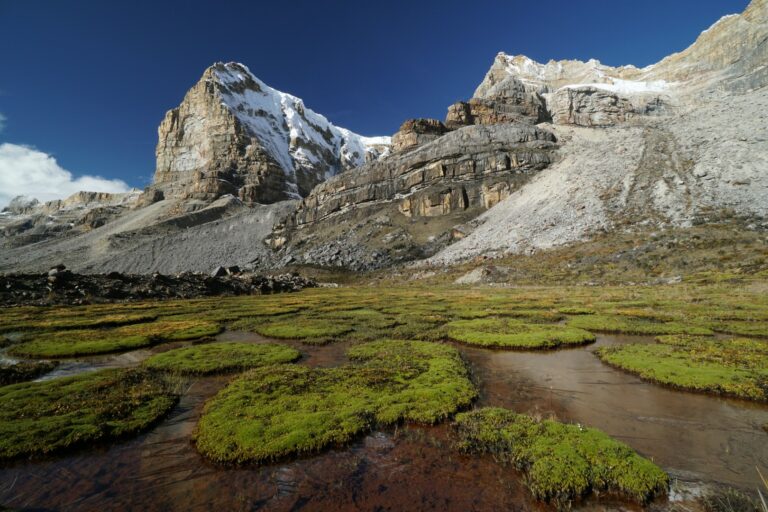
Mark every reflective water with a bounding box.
[0,332,765,511]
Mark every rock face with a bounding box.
[428,0,768,265]
[548,87,667,127]
[642,0,768,91]
[255,124,556,271]
[391,119,449,152]
[446,76,549,128]
[293,124,555,226]
[152,62,390,204]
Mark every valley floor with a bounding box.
[0,283,767,511]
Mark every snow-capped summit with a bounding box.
[153,62,390,204]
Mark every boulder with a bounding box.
[211,266,228,277]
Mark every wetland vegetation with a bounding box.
[0,360,58,385]
[0,368,179,460]
[597,335,768,401]
[194,340,476,464]
[143,342,301,375]
[0,280,766,508]
[454,407,669,504]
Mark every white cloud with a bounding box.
[0,143,131,208]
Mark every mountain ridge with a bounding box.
[151,62,390,205]
[1,0,766,276]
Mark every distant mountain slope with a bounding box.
[1,1,766,275]
[427,0,768,264]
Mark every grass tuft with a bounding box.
[7,319,223,358]
[446,318,595,349]
[194,340,476,464]
[454,407,668,505]
[143,342,300,375]
[0,368,179,459]
[569,314,714,336]
[596,335,768,401]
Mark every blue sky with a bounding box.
[0,0,750,202]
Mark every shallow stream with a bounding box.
[0,331,766,511]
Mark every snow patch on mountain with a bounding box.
[561,78,673,94]
[212,63,390,194]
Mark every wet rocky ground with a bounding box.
[0,267,316,307]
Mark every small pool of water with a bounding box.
[459,334,768,489]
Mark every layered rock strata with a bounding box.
[446,76,549,128]
[391,119,449,152]
[292,124,556,226]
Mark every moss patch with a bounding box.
[144,342,300,375]
[7,319,222,358]
[194,340,476,464]
[454,407,668,505]
[446,318,595,349]
[242,318,353,344]
[569,314,714,336]
[0,368,179,459]
[596,335,768,401]
[0,312,158,333]
[0,361,58,386]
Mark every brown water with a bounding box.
[459,335,768,489]
[0,332,766,511]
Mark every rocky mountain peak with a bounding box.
[479,0,766,97]
[152,62,390,205]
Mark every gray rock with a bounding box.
[548,87,667,127]
[211,266,228,277]
[391,119,449,152]
[153,62,390,204]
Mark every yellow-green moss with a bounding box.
[0,368,179,459]
[596,335,768,401]
[446,318,595,349]
[143,342,300,375]
[194,340,476,464]
[7,319,222,358]
[454,407,668,505]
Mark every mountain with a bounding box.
[429,0,768,264]
[0,0,766,276]
[152,62,390,205]
[0,191,140,248]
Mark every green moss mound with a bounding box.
[7,319,223,358]
[194,340,476,464]
[708,320,768,338]
[568,314,713,336]
[446,318,595,349]
[0,361,58,386]
[597,335,768,401]
[143,342,301,375]
[454,407,668,505]
[0,368,179,459]
[0,312,158,333]
[246,318,353,344]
